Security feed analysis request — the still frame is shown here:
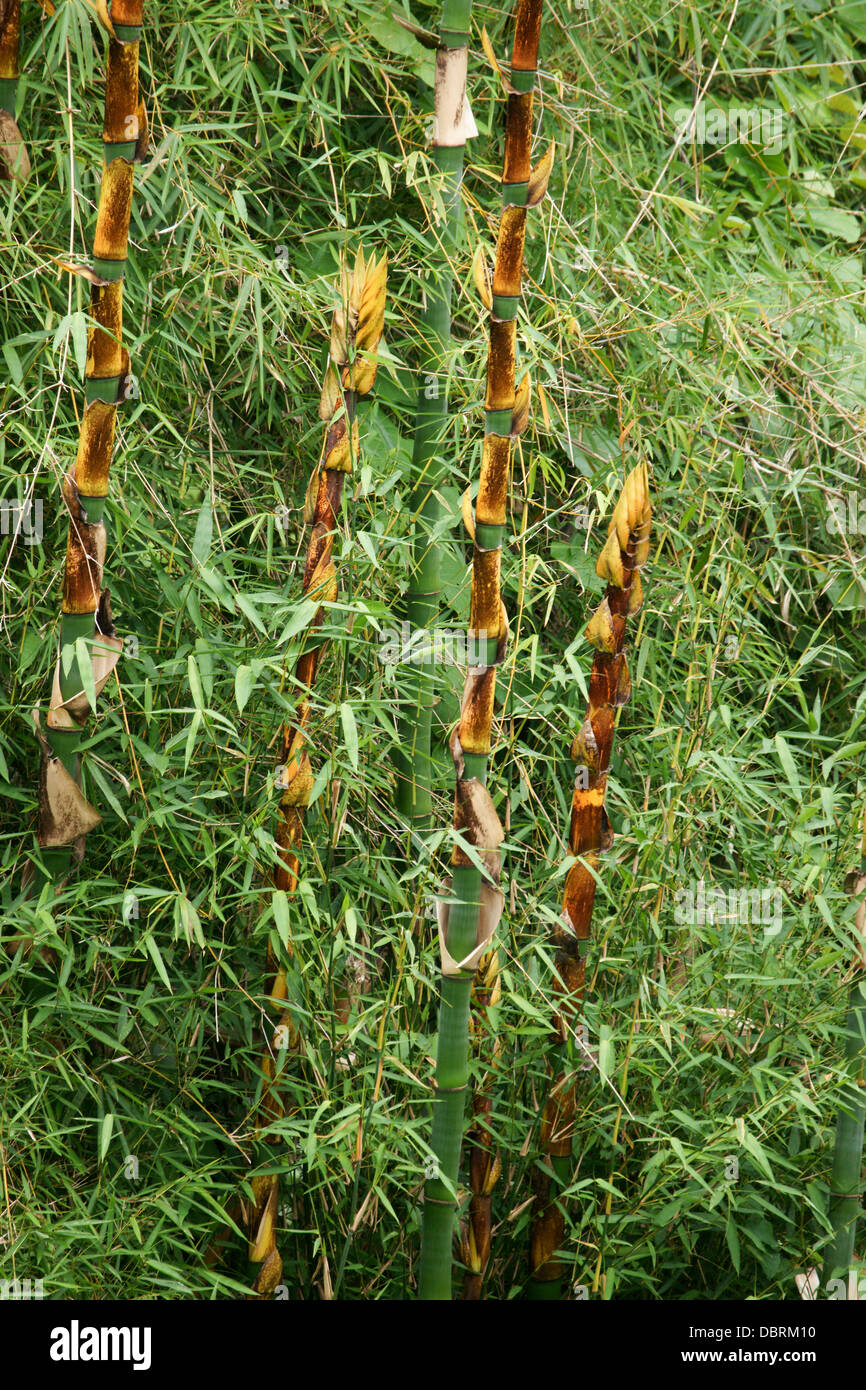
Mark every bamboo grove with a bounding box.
[6,0,866,1307]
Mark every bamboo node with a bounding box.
[56,258,111,287]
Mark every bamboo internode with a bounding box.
[246,250,387,1298]
[529,461,651,1298]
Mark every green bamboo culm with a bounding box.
[33,1,145,880]
[418,0,548,1300]
[0,0,30,182]
[821,803,866,1294]
[395,0,475,831]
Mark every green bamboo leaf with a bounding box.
[510,993,549,1024]
[187,655,205,711]
[86,761,129,824]
[377,151,392,198]
[2,341,22,383]
[356,530,379,568]
[235,664,255,713]
[184,710,203,773]
[272,890,291,951]
[740,1127,775,1181]
[99,1111,114,1163]
[725,1210,741,1272]
[774,734,801,797]
[196,566,234,606]
[75,636,97,714]
[278,596,319,644]
[344,901,357,944]
[308,761,331,807]
[598,1024,616,1079]
[236,592,267,636]
[793,206,861,242]
[192,498,214,562]
[298,879,320,923]
[176,895,205,949]
[340,702,359,770]
[70,311,88,376]
[144,935,173,993]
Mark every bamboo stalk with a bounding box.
[245,249,387,1298]
[418,0,549,1301]
[461,945,501,1298]
[821,803,866,1291]
[459,4,555,1298]
[34,1,146,878]
[0,0,29,182]
[528,462,652,1300]
[395,0,475,831]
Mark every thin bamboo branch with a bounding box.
[528,462,651,1299]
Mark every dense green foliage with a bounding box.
[1,0,865,1299]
